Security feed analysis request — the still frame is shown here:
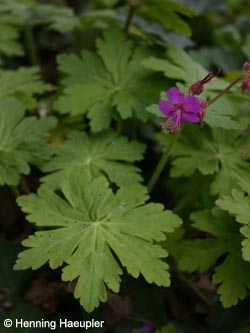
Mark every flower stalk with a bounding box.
[208,75,243,106]
[24,25,40,66]
[147,132,179,193]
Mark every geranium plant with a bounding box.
[1,0,250,331]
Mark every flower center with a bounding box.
[174,103,185,113]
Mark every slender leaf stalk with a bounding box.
[123,0,140,39]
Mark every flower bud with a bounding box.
[188,69,220,96]
[243,61,250,78]
[189,81,204,96]
[199,99,208,109]
[242,78,250,93]
[198,99,208,120]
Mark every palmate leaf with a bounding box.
[54,29,165,132]
[138,0,197,36]
[176,208,250,307]
[166,125,250,195]
[41,130,146,189]
[0,67,53,109]
[217,190,250,262]
[143,46,240,129]
[0,98,56,186]
[15,170,182,312]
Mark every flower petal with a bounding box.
[184,96,200,114]
[159,100,175,116]
[182,112,200,123]
[166,87,185,104]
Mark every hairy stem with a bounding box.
[24,25,40,66]
[123,0,140,39]
[147,133,178,193]
[20,176,31,194]
[208,75,243,106]
[10,186,21,198]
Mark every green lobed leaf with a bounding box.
[166,125,250,195]
[217,190,250,262]
[138,0,197,37]
[0,0,80,33]
[15,170,182,312]
[0,97,56,186]
[176,208,250,307]
[0,67,54,109]
[41,130,146,189]
[0,24,23,57]
[54,29,165,132]
[143,46,241,130]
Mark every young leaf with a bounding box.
[176,208,250,307]
[0,24,23,57]
[0,98,56,186]
[29,4,80,33]
[54,29,165,132]
[167,125,250,195]
[41,130,146,189]
[217,190,250,262]
[138,0,197,37]
[15,170,182,312]
[0,67,53,109]
[143,46,240,129]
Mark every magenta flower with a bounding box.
[139,322,154,332]
[159,87,201,131]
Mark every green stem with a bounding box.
[20,176,31,194]
[24,25,40,66]
[10,186,21,198]
[177,271,213,307]
[147,133,178,193]
[208,75,243,106]
[116,118,123,135]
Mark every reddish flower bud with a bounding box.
[241,147,250,158]
[199,99,208,109]
[242,78,250,92]
[189,81,204,95]
[188,69,220,96]
[198,99,208,120]
[243,60,250,78]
